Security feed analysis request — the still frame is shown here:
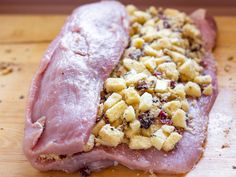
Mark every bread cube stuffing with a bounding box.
[106,100,128,122]
[141,124,161,137]
[162,100,181,115]
[155,79,169,93]
[151,129,168,150]
[162,132,182,151]
[130,119,141,132]
[139,92,153,112]
[129,135,152,149]
[172,84,186,99]
[132,37,145,49]
[104,93,122,111]
[98,124,124,147]
[123,106,136,122]
[203,84,213,96]
[183,24,200,39]
[126,73,148,86]
[164,49,186,65]
[123,58,145,73]
[143,58,157,72]
[92,119,105,136]
[144,45,163,57]
[179,60,198,81]
[105,78,126,92]
[124,87,140,104]
[172,109,187,129]
[158,62,179,81]
[133,11,151,24]
[181,99,189,112]
[162,125,175,134]
[184,81,201,97]
[83,134,95,152]
[194,75,212,85]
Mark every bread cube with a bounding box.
[158,62,179,81]
[155,79,169,93]
[172,84,186,99]
[164,49,186,65]
[162,132,182,151]
[172,109,187,129]
[144,45,163,57]
[130,120,141,132]
[126,73,147,86]
[106,100,128,122]
[125,127,140,138]
[194,75,212,85]
[111,118,123,128]
[83,134,95,152]
[132,37,145,49]
[98,124,124,147]
[124,87,140,105]
[104,93,122,111]
[126,5,137,15]
[184,81,201,97]
[151,129,168,150]
[151,38,171,50]
[162,100,181,115]
[154,56,171,65]
[105,78,126,92]
[92,119,105,136]
[143,58,157,72]
[183,24,200,39]
[203,84,213,96]
[162,125,175,134]
[123,58,145,73]
[129,135,152,149]
[139,92,153,112]
[141,124,161,137]
[133,11,151,24]
[181,99,189,112]
[123,106,136,122]
[179,60,198,81]
[97,103,104,117]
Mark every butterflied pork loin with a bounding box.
[23,1,218,175]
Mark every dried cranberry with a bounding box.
[103,115,110,124]
[136,80,148,90]
[163,21,171,28]
[79,167,91,177]
[170,81,176,89]
[159,117,173,125]
[138,111,155,129]
[153,71,162,77]
[158,110,168,119]
[200,60,208,68]
[128,49,143,60]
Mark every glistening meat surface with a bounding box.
[23,2,218,175]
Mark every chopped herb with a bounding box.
[138,111,155,129]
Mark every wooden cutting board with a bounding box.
[0,15,235,177]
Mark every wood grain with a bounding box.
[0,15,235,177]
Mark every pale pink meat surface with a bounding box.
[23,4,218,175]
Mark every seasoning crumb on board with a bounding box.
[0,128,4,130]
[19,95,25,99]
[221,143,230,149]
[224,65,231,72]
[224,127,231,138]
[227,56,234,61]
[5,49,12,53]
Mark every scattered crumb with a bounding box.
[0,62,16,75]
[224,127,231,138]
[218,154,221,156]
[221,143,230,149]
[232,165,236,169]
[136,173,140,176]
[227,56,234,61]
[1,84,5,88]
[5,49,12,53]
[224,65,231,72]
[0,100,2,103]
[19,95,25,99]
[0,128,3,130]
[229,77,232,81]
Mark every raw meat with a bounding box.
[23,3,218,175]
